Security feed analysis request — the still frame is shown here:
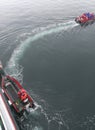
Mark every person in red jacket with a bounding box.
[18,89,28,101]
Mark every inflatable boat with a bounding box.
[0,62,35,117]
[75,12,95,25]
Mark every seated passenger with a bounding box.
[85,13,94,19]
[18,89,28,101]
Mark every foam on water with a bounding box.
[33,126,43,130]
[6,21,78,77]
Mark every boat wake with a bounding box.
[5,20,78,81]
[5,20,78,130]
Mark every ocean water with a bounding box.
[0,0,95,130]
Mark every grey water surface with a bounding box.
[0,0,95,130]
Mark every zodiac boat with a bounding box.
[0,61,35,117]
[75,12,95,25]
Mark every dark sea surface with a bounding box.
[0,0,95,130]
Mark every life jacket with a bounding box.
[18,89,27,101]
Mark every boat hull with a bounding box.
[75,13,95,26]
[0,74,35,115]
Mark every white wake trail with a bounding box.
[5,21,78,82]
[5,21,78,130]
